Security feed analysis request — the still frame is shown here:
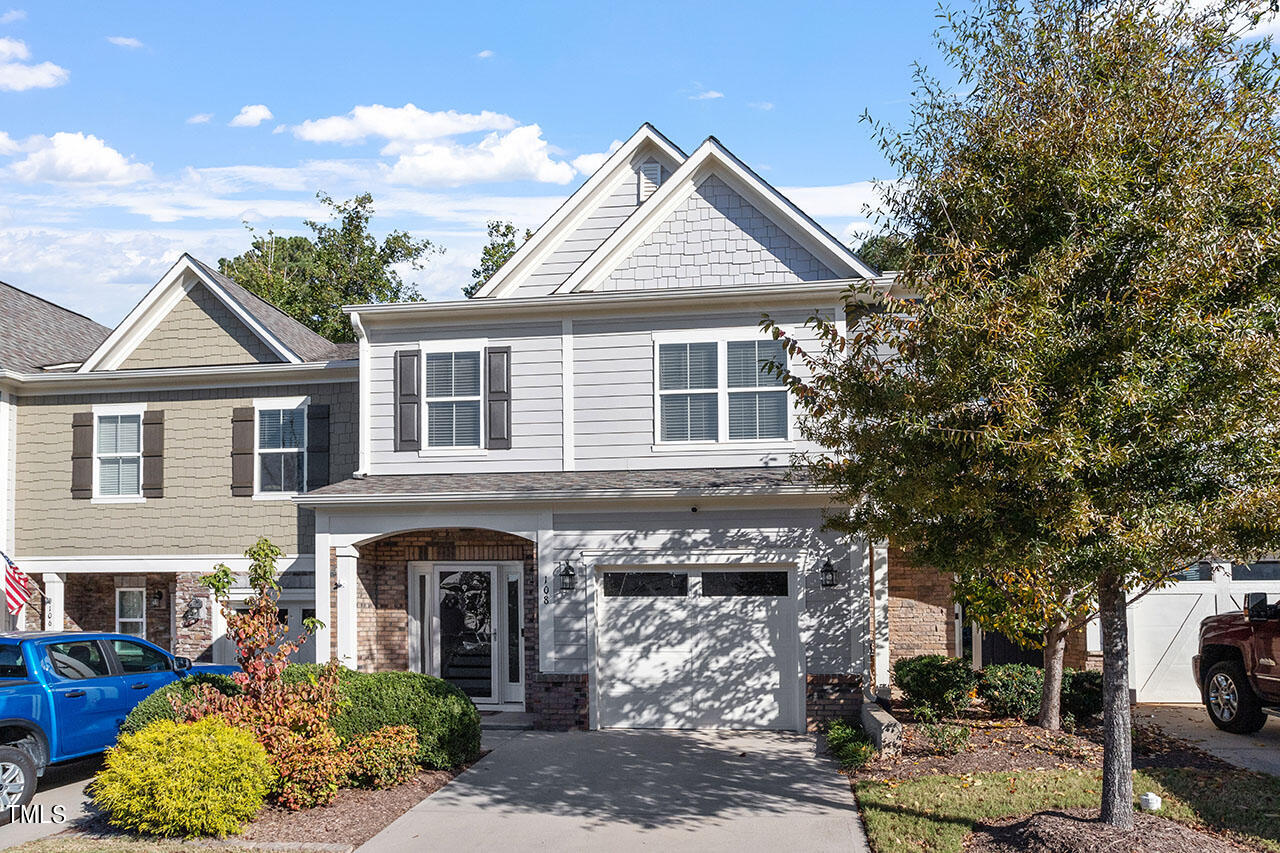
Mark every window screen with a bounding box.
[425,351,482,447]
[97,413,142,496]
[702,571,789,596]
[602,572,689,597]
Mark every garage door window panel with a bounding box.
[702,571,789,596]
[602,572,689,597]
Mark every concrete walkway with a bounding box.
[1136,703,1280,776]
[359,730,868,853]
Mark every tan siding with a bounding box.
[14,381,357,556]
[120,285,281,369]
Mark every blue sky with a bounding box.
[0,1,947,325]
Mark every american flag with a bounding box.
[0,552,29,616]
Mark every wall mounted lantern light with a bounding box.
[557,561,578,593]
[149,589,165,608]
[820,558,838,589]
[181,595,204,628]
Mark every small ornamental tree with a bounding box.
[767,0,1280,829]
[175,538,349,809]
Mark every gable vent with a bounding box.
[638,160,663,202]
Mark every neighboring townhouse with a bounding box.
[298,125,893,731]
[1,256,358,663]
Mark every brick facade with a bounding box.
[886,546,955,667]
[173,571,217,662]
[339,528,589,731]
[805,673,863,731]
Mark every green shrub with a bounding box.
[91,718,273,838]
[893,655,977,717]
[121,673,240,735]
[284,665,480,768]
[825,719,877,770]
[347,725,420,789]
[1061,668,1103,723]
[977,663,1043,720]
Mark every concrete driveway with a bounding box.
[0,755,99,850]
[1137,703,1280,776]
[359,730,868,853]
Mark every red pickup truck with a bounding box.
[1194,592,1280,733]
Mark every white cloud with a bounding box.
[0,37,67,90]
[228,104,272,128]
[293,103,516,145]
[0,9,24,24]
[185,112,212,125]
[10,132,152,184]
[271,124,286,134]
[387,124,576,186]
[780,181,886,220]
[571,139,623,176]
[106,36,143,49]
[0,130,16,155]
[690,89,724,101]
[749,101,774,111]
[475,49,494,59]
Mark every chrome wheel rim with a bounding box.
[0,762,25,809]
[1209,672,1239,722]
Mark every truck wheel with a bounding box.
[0,745,36,820]
[1205,660,1268,734]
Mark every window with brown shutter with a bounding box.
[485,346,511,450]
[394,349,421,452]
[230,407,255,496]
[141,410,164,498]
[306,404,330,490]
[70,412,93,499]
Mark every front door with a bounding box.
[410,562,523,706]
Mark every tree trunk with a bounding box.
[1038,619,1068,730]
[1098,569,1134,829]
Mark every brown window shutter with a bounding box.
[394,350,421,452]
[70,412,93,499]
[485,346,512,450]
[231,407,255,496]
[141,410,164,498]
[306,404,330,491]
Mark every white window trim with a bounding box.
[253,395,309,500]
[417,338,489,457]
[92,402,147,504]
[650,331,794,449]
[115,586,146,637]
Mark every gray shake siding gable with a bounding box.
[14,381,357,555]
[121,285,282,369]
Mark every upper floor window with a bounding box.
[256,398,307,495]
[656,338,788,443]
[95,406,144,498]
[425,351,481,448]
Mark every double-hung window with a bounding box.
[424,350,482,448]
[256,399,307,495]
[115,587,145,637]
[658,342,719,441]
[727,340,788,440]
[656,337,789,444]
[95,406,143,498]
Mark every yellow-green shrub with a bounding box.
[91,718,274,837]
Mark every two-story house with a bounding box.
[297,125,891,731]
[1,256,359,663]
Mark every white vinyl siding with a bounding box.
[257,407,306,494]
[424,351,482,448]
[727,340,787,440]
[96,413,142,497]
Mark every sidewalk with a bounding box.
[1136,703,1280,775]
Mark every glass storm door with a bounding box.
[436,567,497,702]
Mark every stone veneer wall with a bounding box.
[805,673,863,731]
[341,529,590,731]
[886,546,956,668]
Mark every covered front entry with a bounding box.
[593,566,802,730]
[408,561,524,705]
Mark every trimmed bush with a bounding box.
[347,725,420,789]
[1061,668,1103,722]
[121,673,240,735]
[284,664,480,768]
[893,654,977,717]
[825,719,876,770]
[977,663,1043,720]
[91,718,273,838]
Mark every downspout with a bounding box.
[349,311,371,479]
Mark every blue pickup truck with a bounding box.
[0,632,236,812]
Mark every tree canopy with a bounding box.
[219,192,438,342]
[767,0,1280,828]
[465,220,533,298]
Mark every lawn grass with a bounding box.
[855,767,1280,853]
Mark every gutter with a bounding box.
[294,482,825,507]
[2,360,358,394]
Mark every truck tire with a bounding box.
[0,745,37,820]
[1205,660,1268,734]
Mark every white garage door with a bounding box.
[1128,581,1217,702]
[595,568,801,730]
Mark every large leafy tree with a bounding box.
[220,193,438,342]
[464,220,532,298]
[768,0,1280,828]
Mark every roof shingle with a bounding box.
[0,281,111,372]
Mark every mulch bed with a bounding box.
[964,807,1255,853]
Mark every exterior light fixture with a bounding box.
[821,558,838,588]
[557,561,578,592]
[181,595,204,628]
[149,589,165,608]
